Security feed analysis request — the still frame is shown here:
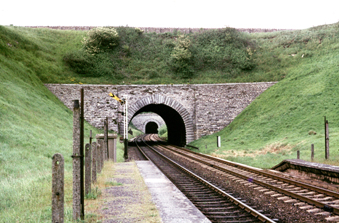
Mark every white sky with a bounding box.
[1,0,338,30]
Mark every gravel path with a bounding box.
[100,162,161,223]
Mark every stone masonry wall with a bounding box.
[45,82,276,142]
[194,83,275,136]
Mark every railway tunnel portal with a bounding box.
[45,82,276,145]
[126,95,194,146]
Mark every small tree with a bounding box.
[169,35,193,78]
[82,27,119,55]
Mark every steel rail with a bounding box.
[168,144,339,199]
[136,136,276,223]
[158,144,339,215]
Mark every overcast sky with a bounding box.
[1,0,338,30]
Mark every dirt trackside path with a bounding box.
[85,161,161,223]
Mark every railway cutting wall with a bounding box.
[45,82,275,144]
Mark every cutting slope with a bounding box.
[190,24,339,168]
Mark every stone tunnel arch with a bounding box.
[121,94,194,146]
[141,118,162,133]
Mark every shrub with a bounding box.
[190,28,255,72]
[82,27,119,55]
[135,27,144,35]
[169,35,194,78]
[63,50,93,75]
[64,51,122,79]
[122,44,131,57]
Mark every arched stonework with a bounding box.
[142,119,162,133]
[120,94,195,144]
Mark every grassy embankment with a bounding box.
[190,23,339,168]
[0,26,131,222]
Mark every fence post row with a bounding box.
[85,143,92,195]
[52,153,64,223]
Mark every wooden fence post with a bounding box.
[297,150,300,159]
[72,100,81,220]
[91,142,97,183]
[108,134,117,162]
[311,144,314,161]
[324,117,329,159]
[85,143,91,195]
[89,130,92,145]
[97,142,102,173]
[104,118,108,160]
[79,89,85,220]
[52,153,64,223]
[95,135,104,172]
[100,139,105,168]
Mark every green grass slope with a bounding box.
[190,23,339,168]
[0,26,107,221]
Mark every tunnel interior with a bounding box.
[131,104,186,146]
[145,121,158,134]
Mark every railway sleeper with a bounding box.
[202,207,241,211]
[190,198,224,202]
[207,214,252,219]
[181,189,211,193]
[193,202,229,207]
[202,210,242,215]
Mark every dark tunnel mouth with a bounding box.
[145,121,158,134]
[130,104,186,146]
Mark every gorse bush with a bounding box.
[82,27,119,55]
[169,35,194,78]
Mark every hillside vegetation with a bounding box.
[190,23,339,168]
[1,23,339,221]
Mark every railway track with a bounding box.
[143,135,339,222]
[134,135,276,223]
